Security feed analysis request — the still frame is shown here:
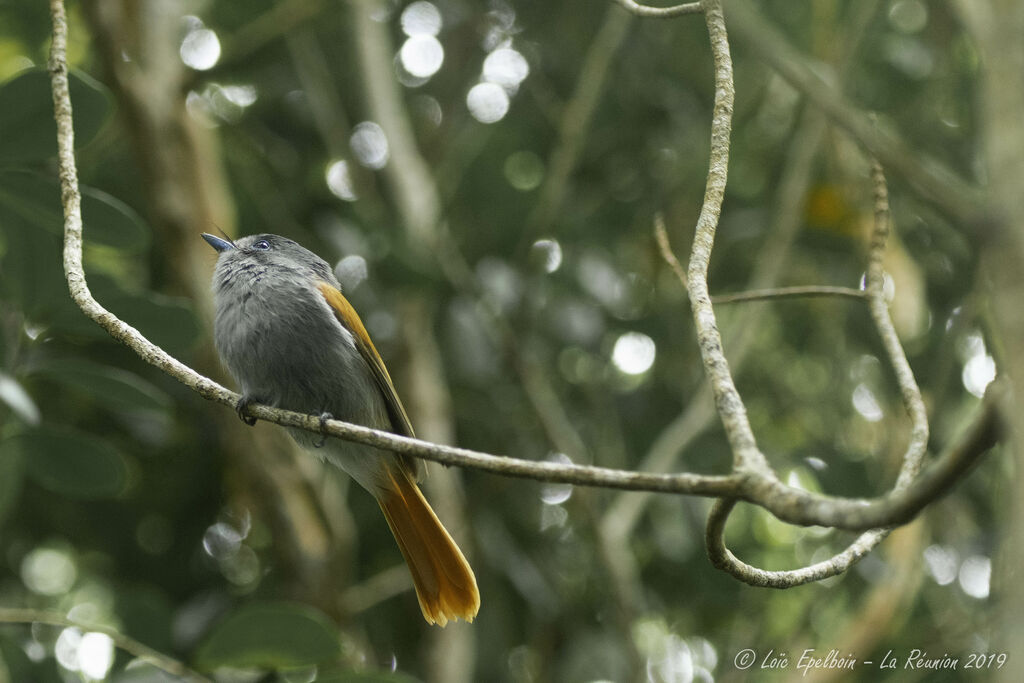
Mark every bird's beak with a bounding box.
[201,233,235,252]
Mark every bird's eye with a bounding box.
[253,240,270,250]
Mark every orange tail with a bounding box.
[377,468,480,626]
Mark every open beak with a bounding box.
[201,233,235,252]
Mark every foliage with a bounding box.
[0,1,1010,682]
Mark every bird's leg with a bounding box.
[315,412,333,448]
[235,395,260,426]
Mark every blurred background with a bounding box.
[0,0,1018,681]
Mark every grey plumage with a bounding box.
[203,231,479,625]
[208,233,404,492]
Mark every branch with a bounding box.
[48,0,736,499]
[711,286,866,305]
[706,499,891,588]
[736,381,1002,532]
[700,160,991,586]
[684,0,769,475]
[603,0,881,561]
[0,606,210,683]
[654,213,687,288]
[614,0,703,17]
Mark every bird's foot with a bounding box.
[235,396,259,426]
[315,412,333,448]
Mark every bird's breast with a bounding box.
[213,277,378,422]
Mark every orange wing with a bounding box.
[317,282,416,439]
[319,282,481,625]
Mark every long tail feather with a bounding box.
[377,469,480,626]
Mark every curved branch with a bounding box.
[703,160,998,584]
[707,380,1002,584]
[705,386,1000,586]
[614,0,703,17]
[866,161,930,486]
[705,499,890,588]
[685,0,769,475]
[737,384,1002,531]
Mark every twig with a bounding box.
[614,0,703,17]
[0,607,211,683]
[740,380,1001,531]
[866,160,930,488]
[654,213,687,289]
[712,286,866,304]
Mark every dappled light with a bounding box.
[179,17,220,71]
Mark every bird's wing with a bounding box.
[316,281,416,439]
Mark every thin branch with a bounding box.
[706,499,890,588]
[51,0,732,497]
[866,159,930,489]
[707,377,1003,586]
[702,159,993,585]
[701,160,916,585]
[684,0,769,475]
[614,0,703,17]
[604,0,880,563]
[0,607,210,683]
[687,0,891,586]
[711,286,866,304]
[654,213,688,289]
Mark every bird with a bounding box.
[201,232,479,626]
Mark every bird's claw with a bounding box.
[236,396,258,426]
[315,412,333,448]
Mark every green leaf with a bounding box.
[2,427,128,500]
[0,210,68,320]
[30,359,172,413]
[0,170,150,250]
[0,67,112,163]
[194,602,341,671]
[0,440,25,526]
[0,635,37,682]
